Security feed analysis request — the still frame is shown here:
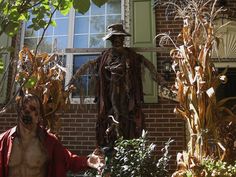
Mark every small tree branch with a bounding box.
[34,1,60,56]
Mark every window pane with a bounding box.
[54,19,68,35]
[106,15,121,26]
[91,3,105,15]
[39,25,53,36]
[53,36,68,52]
[23,10,71,55]
[38,37,52,53]
[25,22,37,37]
[74,17,89,34]
[73,35,88,48]
[72,55,98,97]
[107,0,121,14]
[24,38,37,49]
[90,16,105,33]
[73,55,97,70]
[90,34,105,48]
[73,1,121,55]
[25,29,37,38]
[105,40,112,48]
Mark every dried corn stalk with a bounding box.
[16,46,74,134]
[157,0,236,176]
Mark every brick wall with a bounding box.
[1,0,236,175]
[154,3,185,172]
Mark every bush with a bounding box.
[84,130,173,177]
[201,158,236,177]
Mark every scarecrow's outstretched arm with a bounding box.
[68,59,97,86]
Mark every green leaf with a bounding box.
[60,8,70,16]
[59,0,72,15]
[25,76,37,88]
[92,0,107,7]
[5,22,19,36]
[9,9,20,21]
[37,11,45,19]
[18,13,27,21]
[38,20,47,28]
[42,3,51,11]
[50,20,57,27]
[73,0,90,14]
[27,24,34,29]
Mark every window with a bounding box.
[74,1,121,48]
[72,54,98,99]
[21,0,157,103]
[21,0,122,103]
[24,11,69,53]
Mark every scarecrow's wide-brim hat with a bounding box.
[103,23,131,41]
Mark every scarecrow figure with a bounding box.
[70,23,163,147]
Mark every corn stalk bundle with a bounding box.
[157,0,236,176]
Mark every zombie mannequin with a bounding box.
[0,94,105,177]
[95,24,161,146]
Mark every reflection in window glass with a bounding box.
[90,16,105,33]
[39,25,53,36]
[25,29,37,38]
[107,0,121,14]
[73,0,121,48]
[72,55,98,97]
[107,15,121,26]
[91,3,105,15]
[25,22,37,37]
[54,19,68,35]
[74,35,88,48]
[105,40,112,48]
[24,10,69,53]
[53,36,68,52]
[73,55,97,69]
[24,38,37,49]
[74,17,89,34]
[38,37,52,53]
[90,34,105,48]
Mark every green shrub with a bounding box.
[201,158,236,177]
[84,130,173,177]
